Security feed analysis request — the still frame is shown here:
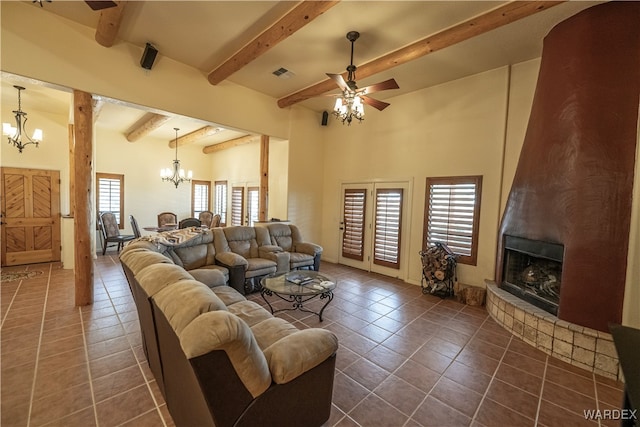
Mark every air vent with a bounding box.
[272,67,295,79]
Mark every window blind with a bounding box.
[374,188,403,269]
[214,181,227,226]
[342,189,367,261]
[425,177,481,264]
[247,187,259,226]
[97,176,122,225]
[231,187,244,226]
[193,183,209,217]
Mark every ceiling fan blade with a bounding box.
[85,1,118,11]
[326,73,349,91]
[361,95,390,111]
[361,78,399,95]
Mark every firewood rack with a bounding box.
[419,242,458,298]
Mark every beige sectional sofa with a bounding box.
[119,236,338,427]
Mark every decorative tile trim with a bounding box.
[485,280,622,381]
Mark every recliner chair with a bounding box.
[267,223,323,271]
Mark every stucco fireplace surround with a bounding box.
[489,1,640,381]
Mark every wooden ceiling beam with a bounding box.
[207,0,339,85]
[125,113,171,142]
[95,1,127,48]
[202,134,258,154]
[277,0,564,108]
[169,125,223,148]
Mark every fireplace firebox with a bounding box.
[501,236,564,316]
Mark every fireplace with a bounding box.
[501,236,563,316]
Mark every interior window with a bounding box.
[423,176,482,265]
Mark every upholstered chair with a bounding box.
[157,212,178,228]
[267,223,323,271]
[99,212,136,255]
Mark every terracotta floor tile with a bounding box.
[475,397,535,427]
[92,364,147,403]
[537,399,599,427]
[430,376,483,417]
[343,357,391,391]
[357,322,395,343]
[413,396,471,427]
[394,359,441,393]
[365,344,406,372]
[545,364,596,397]
[595,381,625,407]
[443,360,493,395]
[90,349,138,379]
[348,393,408,427]
[455,348,500,376]
[494,361,543,396]
[502,349,547,377]
[411,346,454,374]
[486,379,539,420]
[33,363,90,401]
[95,384,156,427]
[332,372,371,413]
[542,380,597,417]
[374,375,426,415]
[29,382,94,426]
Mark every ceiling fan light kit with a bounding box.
[161,128,192,188]
[328,31,399,126]
[3,85,43,153]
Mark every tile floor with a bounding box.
[1,254,626,427]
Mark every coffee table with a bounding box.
[260,271,336,321]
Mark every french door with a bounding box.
[230,185,259,226]
[339,181,409,279]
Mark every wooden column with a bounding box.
[68,124,75,216]
[259,135,269,221]
[73,90,93,306]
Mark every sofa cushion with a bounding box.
[135,263,194,297]
[290,252,314,268]
[267,223,294,251]
[250,317,298,349]
[154,280,227,335]
[120,250,173,275]
[188,268,226,288]
[212,286,246,306]
[227,301,273,327]
[244,258,277,278]
[181,311,272,398]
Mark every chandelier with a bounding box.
[333,91,364,125]
[160,128,192,188]
[3,85,43,153]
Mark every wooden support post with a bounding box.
[73,90,93,306]
[259,135,269,222]
[68,124,75,216]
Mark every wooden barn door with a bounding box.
[1,167,61,266]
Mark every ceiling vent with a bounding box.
[272,67,295,79]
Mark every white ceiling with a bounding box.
[2,0,603,145]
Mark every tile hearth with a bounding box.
[486,281,621,381]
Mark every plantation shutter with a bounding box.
[247,187,259,226]
[425,177,481,264]
[97,174,123,227]
[231,186,244,226]
[374,188,403,269]
[192,182,209,218]
[342,189,367,261]
[214,181,227,226]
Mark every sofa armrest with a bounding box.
[294,242,323,256]
[259,244,283,254]
[259,249,290,273]
[263,329,338,384]
[215,252,248,269]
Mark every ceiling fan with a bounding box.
[327,31,399,124]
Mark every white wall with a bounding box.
[319,67,511,287]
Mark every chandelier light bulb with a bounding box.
[4,85,43,153]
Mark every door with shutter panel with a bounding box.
[1,167,61,266]
[338,182,410,279]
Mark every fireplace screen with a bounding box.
[501,236,563,315]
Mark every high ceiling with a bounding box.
[2,0,603,146]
